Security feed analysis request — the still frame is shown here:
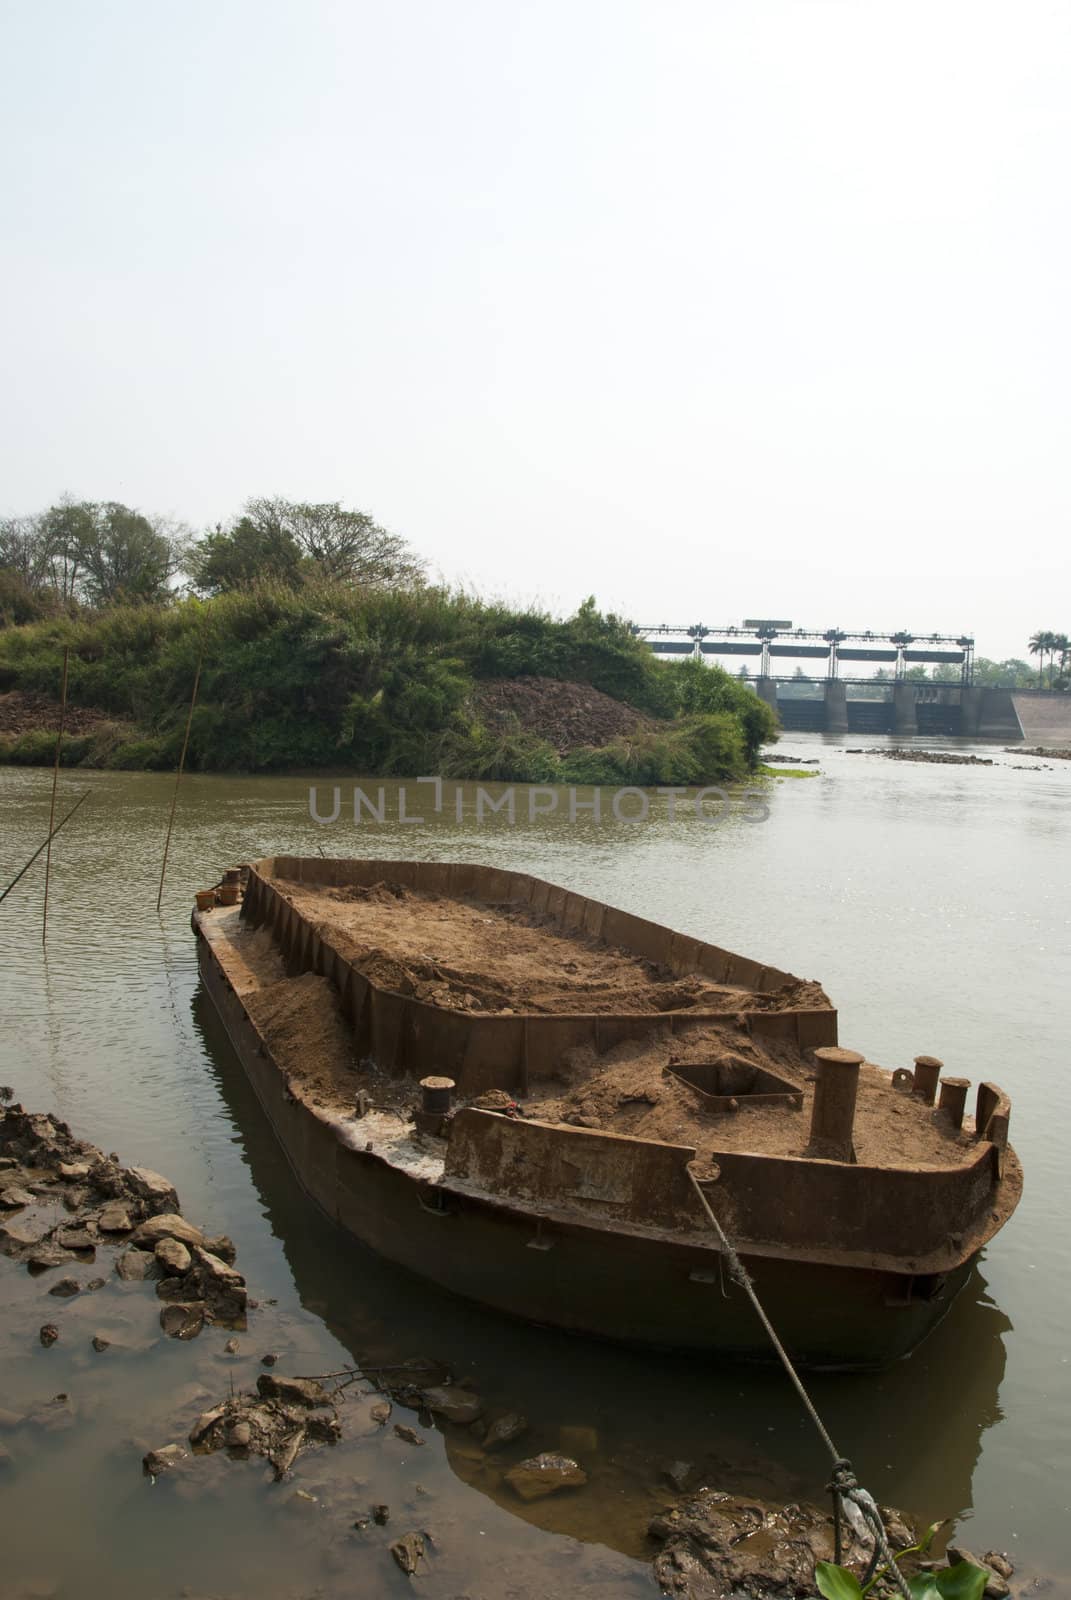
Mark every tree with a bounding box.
[1053,633,1070,690]
[233,497,425,588]
[79,502,184,605]
[186,516,304,594]
[1029,630,1055,687]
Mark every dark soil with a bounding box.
[471,676,656,754]
[0,691,128,737]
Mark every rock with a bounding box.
[39,1324,59,1347]
[650,1489,852,1598]
[97,1204,133,1233]
[394,1424,425,1447]
[143,1443,187,1476]
[130,1213,205,1250]
[256,1373,331,1409]
[85,1277,105,1291]
[504,1453,587,1502]
[227,1421,252,1449]
[55,1227,95,1252]
[26,1245,74,1272]
[483,1412,528,1450]
[189,1403,229,1446]
[1,1217,51,1250]
[223,1337,240,1355]
[260,1352,278,1366]
[203,1233,237,1265]
[370,1401,392,1426]
[156,1274,190,1302]
[390,1533,425,1576]
[372,1504,390,1525]
[48,1276,80,1298]
[661,1460,692,1493]
[984,1553,1014,1582]
[0,1186,35,1208]
[91,1336,110,1353]
[154,1237,192,1275]
[290,1488,318,1507]
[421,1384,484,1425]
[948,1548,1011,1599]
[160,1302,205,1340]
[186,1246,247,1320]
[114,1248,155,1281]
[126,1167,180,1214]
[58,1162,91,1180]
[87,1158,127,1199]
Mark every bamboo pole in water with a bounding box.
[156,654,203,914]
[0,789,90,906]
[41,645,70,945]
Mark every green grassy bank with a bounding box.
[0,586,777,785]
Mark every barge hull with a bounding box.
[197,925,971,1370]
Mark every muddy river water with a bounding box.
[1,737,1069,1599]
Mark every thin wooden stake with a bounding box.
[42,646,70,945]
[0,789,90,906]
[156,654,203,914]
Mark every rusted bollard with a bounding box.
[808,1048,864,1162]
[415,1076,456,1136]
[938,1076,970,1130]
[913,1055,943,1105]
[420,1076,455,1114]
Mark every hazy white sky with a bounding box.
[1,2,1068,661]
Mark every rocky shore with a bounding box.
[0,1099,1041,1598]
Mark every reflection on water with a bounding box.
[0,739,1068,1596]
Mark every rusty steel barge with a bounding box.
[192,857,1021,1369]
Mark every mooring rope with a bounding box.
[686,1169,913,1600]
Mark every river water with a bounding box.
[0,738,1068,1599]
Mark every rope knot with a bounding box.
[828,1457,858,1495]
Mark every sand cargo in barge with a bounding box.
[193,857,1021,1369]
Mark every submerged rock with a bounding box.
[39,1324,59,1347]
[390,1532,425,1575]
[420,1384,483,1425]
[47,1277,81,1299]
[256,1373,331,1409]
[143,1443,188,1477]
[0,1186,36,1208]
[483,1412,529,1450]
[504,1453,587,1502]
[115,1249,155,1282]
[160,1302,206,1340]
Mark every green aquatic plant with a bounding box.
[815,1521,987,1600]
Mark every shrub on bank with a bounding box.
[0,585,777,783]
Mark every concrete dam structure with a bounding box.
[638,621,1071,741]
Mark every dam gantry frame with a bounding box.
[632,621,1015,737]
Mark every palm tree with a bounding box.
[1029,631,1050,687]
[1053,632,1070,690]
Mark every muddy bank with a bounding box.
[1005,746,1071,761]
[0,690,126,738]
